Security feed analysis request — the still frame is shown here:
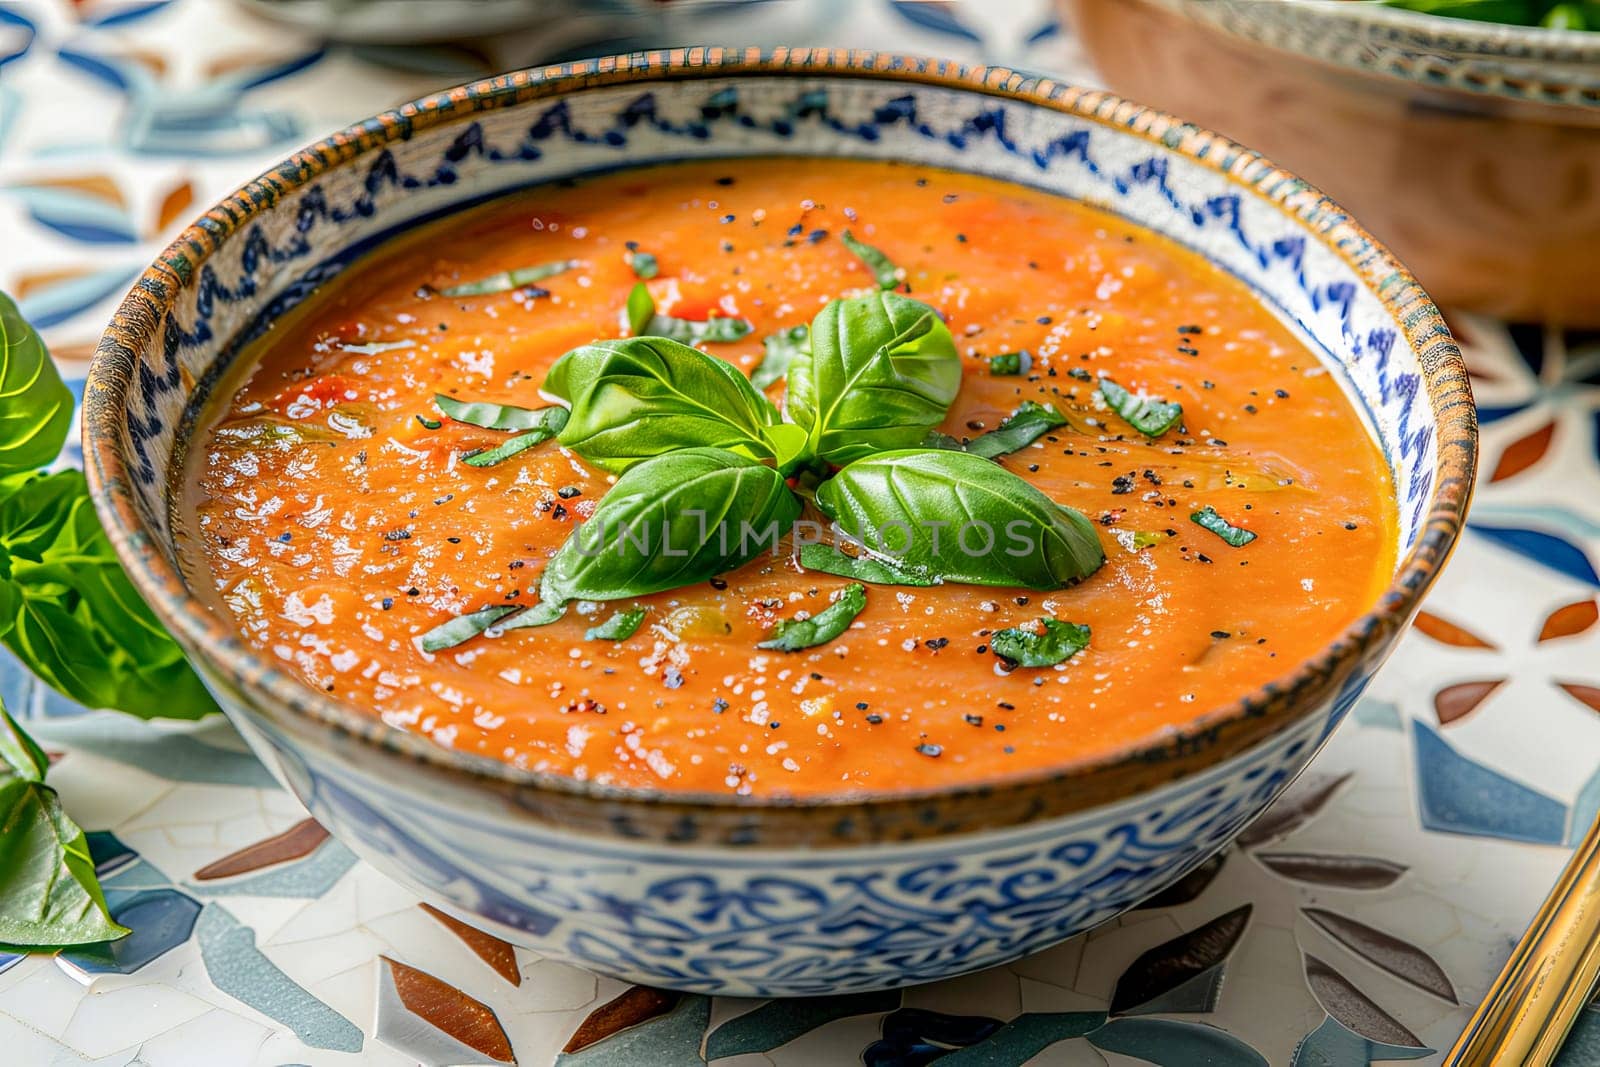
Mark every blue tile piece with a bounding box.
[24,714,277,788]
[704,990,899,1059]
[1468,524,1599,587]
[1087,1018,1269,1066]
[939,1013,1107,1065]
[196,904,363,1053]
[557,994,709,1066]
[86,830,137,877]
[189,839,356,899]
[1292,1017,1433,1065]
[0,952,22,976]
[1569,764,1600,847]
[58,889,200,975]
[1412,720,1568,844]
[1353,699,1402,731]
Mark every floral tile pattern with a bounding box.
[1,0,1598,1063]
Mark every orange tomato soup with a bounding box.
[183,159,1397,796]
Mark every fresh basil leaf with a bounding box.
[815,449,1104,589]
[763,423,811,477]
[787,293,961,465]
[436,395,567,433]
[546,338,781,473]
[1191,505,1258,547]
[624,283,752,345]
[798,543,936,586]
[0,291,74,478]
[441,259,574,297]
[991,617,1091,667]
[586,607,646,641]
[841,230,900,290]
[0,706,128,950]
[629,251,659,280]
[0,471,219,720]
[1098,377,1182,438]
[753,326,808,389]
[419,605,518,653]
[461,419,567,468]
[539,448,801,607]
[988,351,1031,376]
[758,583,866,651]
[966,401,1069,459]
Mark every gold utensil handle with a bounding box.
[1447,813,1600,1065]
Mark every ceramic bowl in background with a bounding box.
[1066,0,1600,325]
[84,48,1474,996]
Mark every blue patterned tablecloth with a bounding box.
[2,2,1599,1064]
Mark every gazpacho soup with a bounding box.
[182,159,1398,798]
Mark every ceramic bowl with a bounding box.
[84,48,1475,997]
[1066,0,1600,325]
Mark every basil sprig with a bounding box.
[546,338,782,473]
[1099,377,1182,438]
[1,706,128,950]
[786,291,961,465]
[536,448,800,612]
[0,293,217,720]
[1191,505,1258,547]
[626,283,752,344]
[441,259,574,297]
[815,450,1104,589]
[420,605,517,653]
[992,618,1091,667]
[759,583,866,651]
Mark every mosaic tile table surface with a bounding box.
[2,1,1599,1064]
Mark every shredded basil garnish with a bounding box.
[415,415,441,430]
[966,401,1069,459]
[1113,529,1168,552]
[1191,505,1257,547]
[798,543,937,586]
[586,608,646,641]
[441,260,575,297]
[840,230,900,290]
[625,283,752,345]
[758,583,867,651]
[988,351,1030,376]
[1098,377,1183,438]
[436,395,564,433]
[753,325,808,388]
[629,251,659,280]
[462,423,566,468]
[991,618,1091,667]
[420,605,518,652]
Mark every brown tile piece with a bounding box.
[1412,610,1496,649]
[1490,421,1555,481]
[1559,683,1600,714]
[193,818,329,880]
[420,904,521,987]
[1540,599,1599,642]
[563,986,680,1054]
[380,955,515,1063]
[1433,679,1506,726]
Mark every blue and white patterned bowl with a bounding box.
[84,48,1475,996]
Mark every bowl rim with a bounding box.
[1202,0,1600,60]
[83,47,1477,833]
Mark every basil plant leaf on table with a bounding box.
[0,291,221,952]
[428,285,1107,655]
